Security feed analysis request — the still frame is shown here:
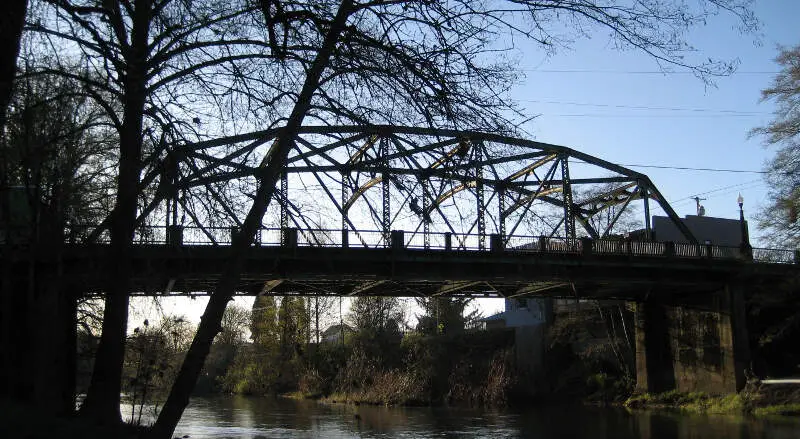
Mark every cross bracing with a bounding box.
[132,125,697,249]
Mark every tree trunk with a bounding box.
[149,1,354,437]
[0,0,27,131]
[0,2,28,398]
[80,0,152,424]
[315,298,320,344]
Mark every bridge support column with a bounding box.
[0,265,78,415]
[722,283,751,392]
[634,284,751,394]
[634,302,676,393]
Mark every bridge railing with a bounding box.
[505,236,583,253]
[752,247,795,264]
[46,224,799,265]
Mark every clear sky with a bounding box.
[129,1,800,328]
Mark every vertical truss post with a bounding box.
[641,184,652,240]
[560,155,575,240]
[381,137,390,245]
[170,151,179,229]
[171,193,178,227]
[341,171,350,248]
[280,171,288,245]
[499,187,506,243]
[476,141,486,250]
[423,179,430,249]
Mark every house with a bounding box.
[321,324,353,344]
[652,214,748,246]
[475,298,552,330]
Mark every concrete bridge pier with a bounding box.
[634,284,751,395]
[0,268,78,415]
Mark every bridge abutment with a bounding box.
[634,284,750,395]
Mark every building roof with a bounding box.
[321,323,353,337]
[478,312,505,322]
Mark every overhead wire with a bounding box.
[650,179,766,214]
[619,164,767,174]
[518,99,767,115]
[572,161,766,174]
[544,114,764,118]
[519,69,778,75]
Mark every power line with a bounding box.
[546,114,763,118]
[651,180,765,213]
[573,162,767,174]
[670,180,765,207]
[521,99,767,115]
[520,69,778,75]
[620,164,766,174]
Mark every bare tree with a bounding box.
[0,68,116,412]
[24,0,288,422]
[308,296,338,344]
[575,181,644,239]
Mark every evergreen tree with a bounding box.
[416,298,481,335]
[752,45,800,247]
[251,296,280,347]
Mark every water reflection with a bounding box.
[169,396,800,439]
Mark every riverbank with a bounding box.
[0,399,146,439]
[286,375,800,420]
[623,382,800,417]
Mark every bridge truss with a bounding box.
[4,125,797,299]
[142,125,697,250]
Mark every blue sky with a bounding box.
[509,1,799,246]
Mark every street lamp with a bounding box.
[738,193,752,259]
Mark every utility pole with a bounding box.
[692,196,706,216]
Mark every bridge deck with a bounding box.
[3,239,795,302]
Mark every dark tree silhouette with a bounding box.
[0,69,116,413]
[24,0,285,423]
[0,0,27,132]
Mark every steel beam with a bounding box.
[561,155,575,240]
[476,141,486,250]
[381,137,391,244]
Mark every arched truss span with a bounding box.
[162,125,696,247]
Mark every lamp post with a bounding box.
[738,193,752,259]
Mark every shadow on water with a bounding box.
[170,396,800,439]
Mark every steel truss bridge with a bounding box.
[6,126,798,299]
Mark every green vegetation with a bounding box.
[625,391,748,414]
[546,303,635,403]
[625,390,800,418]
[215,296,522,407]
[753,403,800,416]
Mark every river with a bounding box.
[122,396,800,438]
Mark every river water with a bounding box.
[139,396,800,439]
